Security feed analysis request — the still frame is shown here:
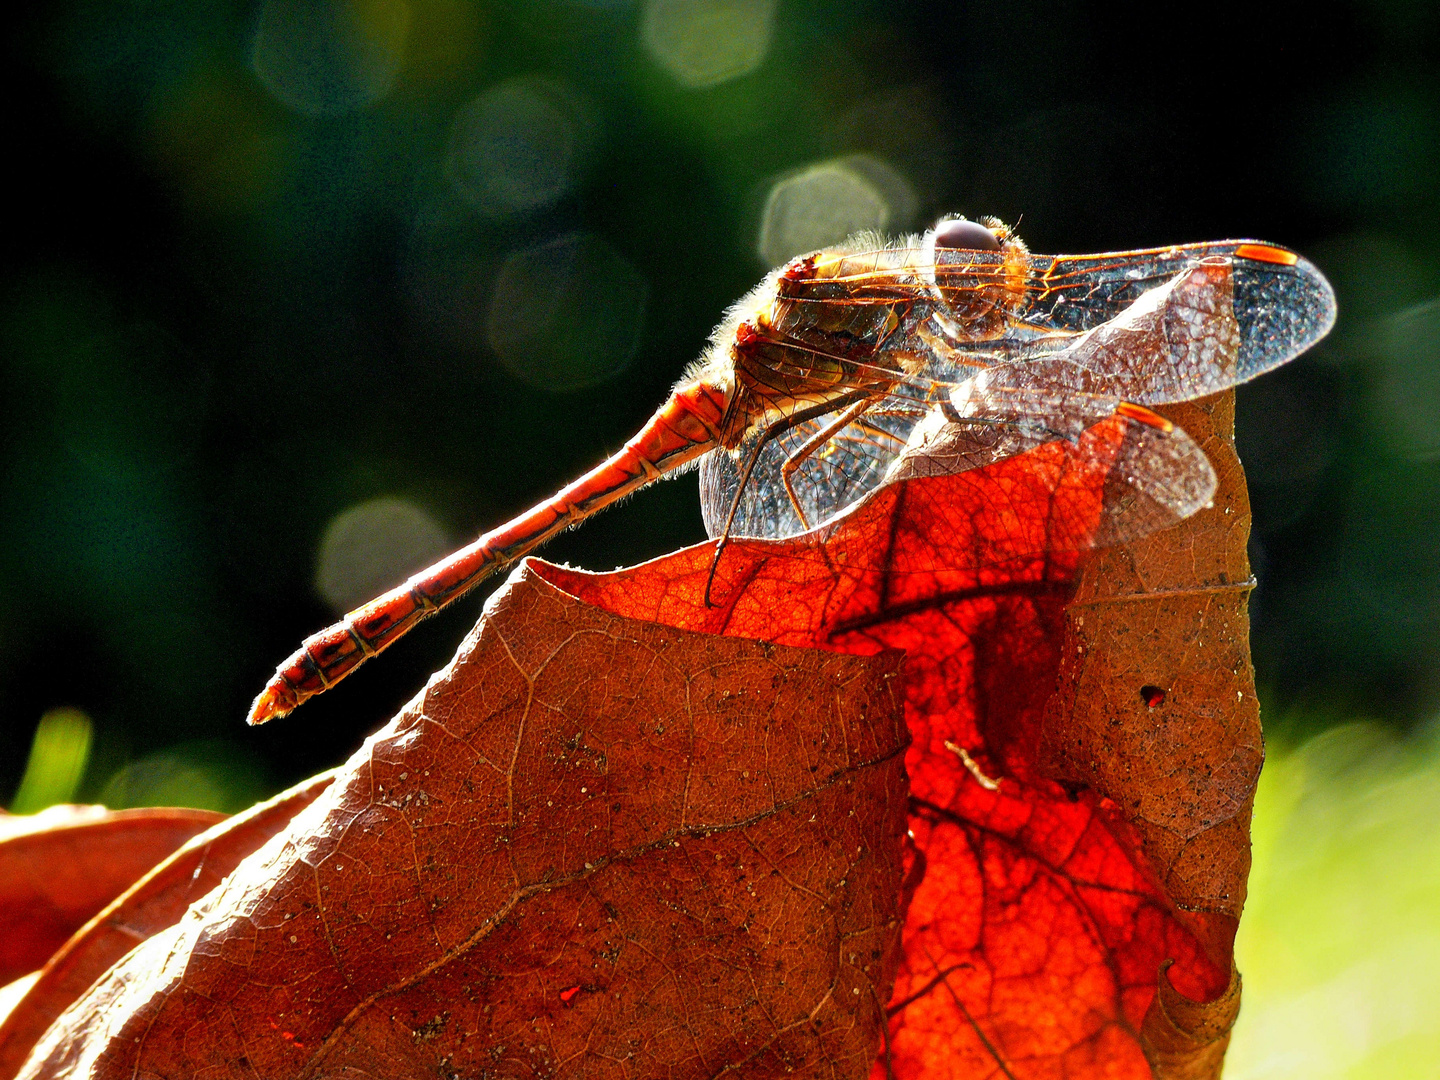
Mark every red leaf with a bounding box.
[0,806,223,986]
[544,394,1254,1079]
[0,775,334,1078]
[14,396,1254,1080]
[18,583,910,1079]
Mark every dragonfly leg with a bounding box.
[703,389,875,607]
[779,396,879,531]
[703,432,772,608]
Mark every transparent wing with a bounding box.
[955,250,1337,403]
[890,386,1217,550]
[701,383,1215,551]
[700,405,921,540]
[819,240,1335,391]
[933,239,1335,360]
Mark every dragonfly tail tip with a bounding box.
[246,683,295,726]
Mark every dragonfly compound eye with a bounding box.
[932,217,1000,252]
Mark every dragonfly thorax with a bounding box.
[710,228,1036,448]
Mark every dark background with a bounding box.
[4,0,1439,810]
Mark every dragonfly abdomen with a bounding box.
[246,380,729,725]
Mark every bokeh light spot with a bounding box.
[402,0,485,85]
[486,233,649,392]
[447,77,586,215]
[641,0,776,89]
[756,155,916,267]
[315,495,452,613]
[147,65,290,214]
[252,0,411,117]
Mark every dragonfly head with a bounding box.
[932,216,1002,252]
[923,216,1031,342]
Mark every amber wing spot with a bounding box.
[1233,243,1298,266]
[1115,401,1175,433]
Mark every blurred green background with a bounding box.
[2,0,1437,1073]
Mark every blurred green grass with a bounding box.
[8,707,93,814]
[9,716,269,815]
[1229,721,1440,1078]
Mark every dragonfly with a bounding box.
[247,216,1335,725]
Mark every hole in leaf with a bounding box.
[1139,685,1167,708]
